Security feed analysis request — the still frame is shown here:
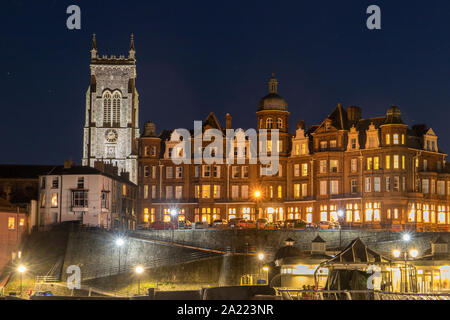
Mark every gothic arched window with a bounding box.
[112,91,121,125]
[277,118,283,129]
[103,91,112,124]
[266,118,273,129]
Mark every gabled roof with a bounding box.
[432,236,447,244]
[313,104,349,133]
[326,238,391,264]
[203,112,223,132]
[312,235,326,243]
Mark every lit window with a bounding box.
[320,205,327,221]
[351,158,357,172]
[8,217,15,230]
[301,163,308,176]
[374,157,379,170]
[294,184,300,198]
[330,160,338,173]
[385,155,390,169]
[393,134,399,144]
[386,134,390,145]
[51,193,58,208]
[202,185,211,198]
[393,155,399,169]
[367,157,373,170]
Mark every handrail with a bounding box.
[274,288,450,300]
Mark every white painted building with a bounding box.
[38,162,137,230]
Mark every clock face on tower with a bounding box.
[105,129,118,143]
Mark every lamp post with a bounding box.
[392,233,418,293]
[115,237,125,274]
[170,209,177,243]
[337,210,344,248]
[262,266,269,285]
[135,265,144,295]
[257,252,264,282]
[254,190,261,230]
[17,265,26,295]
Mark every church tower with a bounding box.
[82,34,140,183]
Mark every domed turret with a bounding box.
[257,73,288,111]
[385,105,403,124]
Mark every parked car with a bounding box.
[256,218,267,229]
[317,221,341,230]
[228,218,246,229]
[149,221,176,230]
[264,222,280,230]
[30,291,53,298]
[177,220,192,229]
[306,222,318,230]
[136,223,149,230]
[192,222,208,229]
[211,219,228,228]
[284,219,308,230]
[245,220,257,229]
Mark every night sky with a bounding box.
[2,0,450,165]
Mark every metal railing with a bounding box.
[35,276,59,283]
[274,288,450,300]
[79,250,221,281]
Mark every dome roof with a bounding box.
[384,105,403,124]
[257,73,288,112]
[274,245,302,261]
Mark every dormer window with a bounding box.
[320,141,327,150]
[351,138,357,149]
[386,134,390,145]
[330,140,337,148]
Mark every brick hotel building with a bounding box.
[138,74,450,232]
[80,36,450,232]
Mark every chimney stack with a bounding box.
[143,121,156,137]
[64,159,73,169]
[226,113,232,129]
[347,106,362,122]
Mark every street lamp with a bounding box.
[115,237,125,273]
[254,190,261,227]
[258,253,264,261]
[402,233,411,242]
[17,265,26,295]
[262,266,269,284]
[392,249,401,258]
[135,265,144,295]
[409,249,419,258]
[337,210,344,247]
[392,233,417,293]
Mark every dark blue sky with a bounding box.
[2,0,450,164]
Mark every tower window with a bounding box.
[266,118,273,129]
[277,118,283,129]
[103,91,111,124]
[112,92,121,125]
